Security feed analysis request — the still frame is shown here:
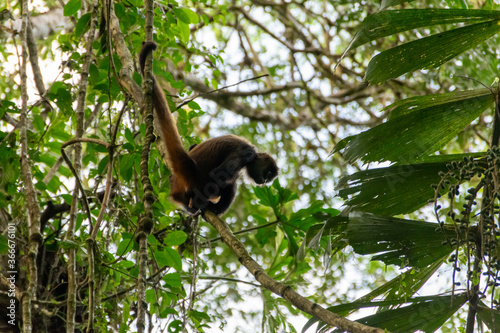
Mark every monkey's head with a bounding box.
[246,153,278,184]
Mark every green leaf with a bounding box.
[64,0,81,17]
[97,155,109,175]
[183,8,199,24]
[147,234,161,246]
[255,218,277,246]
[306,223,325,251]
[305,288,456,331]
[275,180,299,204]
[477,302,500,331]
[59,240,80,249]
[253,186,278,207]
[160,308,179,318]
[124,128,135,144]
[163,272,183,288]
[46,176,62,194]
[386,88,492,120]
[48,82,73,115]
[0,234,8,254]
[177,19,190,43]
[35,181,47,192]
[350,9,500,50]
[32,115,46,132]
[173,8,191,24]
[282,228,300,257]
[0,101,18,121]
[155,248,182,271]
[114,2,125,20]
[327,213,459,268]
[328,294,467,333]
[117,233,134,256]
[88,64,101,85]
[119,154,134,182]
[146,288,156,303]
[191,310,211,322]
[122,303,130,324]
[158,192,176,212]
[365,20,500,84]
[362,295,467,332]
[268,239,294,278]
[117,260,134,269]
[75,13,91,39]
[360,258,446,302]
[187,101,201,110]
[172,7,200,25]
[334,90,493,165]
[163,230,187,246]
[336,158,463,215]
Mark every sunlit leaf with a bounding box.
[334,91,493,165]
[350,9,500,50]
[48,82,73,115]
[296,239,306,261]
[146,289,156,303]
[365,20,500,84]
[155,248,182,271]
[325,213,459,268]
[331,294,467,333]
[254,186,278,207]
[163,272,183,288]
[307,222,325,251]
[173,8,191,24]
[75,13,91,39]
[360,258,446,302]
[163,230,188,246]
[63,0,81,16]
[177,20,190,43]
[336,160,448,215]
[386,88,493,120]
[160,308,179,318]
[182,8,199,24]
[304,292,464,333]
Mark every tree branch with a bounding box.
[19,1,41,331]
[136,0,156,331]
[203,211,387,333]
[176,74,270,109]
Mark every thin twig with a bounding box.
[202,220,280,245]
[197,275,261,287]
[60,146,93,233]
[176,74,269,109]
[61,137,109,150]
[61,138,109,234]
[90,97,130,240]
[453,75,492,92]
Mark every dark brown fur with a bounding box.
[140,41,278,215]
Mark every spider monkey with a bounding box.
[139,41,278,215]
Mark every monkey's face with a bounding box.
[246,153,278,184]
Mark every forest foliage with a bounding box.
[1,0,500,332]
